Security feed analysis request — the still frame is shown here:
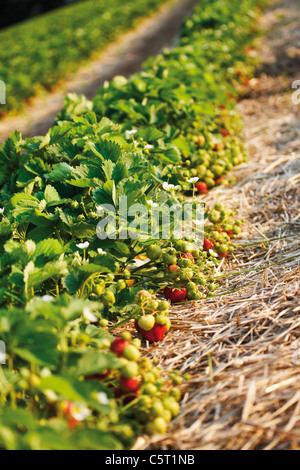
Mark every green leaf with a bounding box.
[64,350,119,378]
[44,185,61,204]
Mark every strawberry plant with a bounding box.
[0,0,265,450]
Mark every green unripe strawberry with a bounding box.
[170,387,181,401]
[146,417,167,435]
[131,338,142,348]
[99,318,109,327]
[94,281,106,296]
[138,315,155,331]
[186,289,198,300]
[174,240,187,251]
[165,318,171,332]
[211,164,224,177]
[194,291,203,300]
[121,331,132,341]
[139,357,152,369]
[212,231,220,240]
[158,309,169,317]
[172,375,183,386]
[182,258,193,268]
[161,409,172,423]
[138,395,152,408]
[143,372,156,383]
[208,210,221,223]
[196,164,207,177]
[146,300,159,311]
[116,279,127,291]
[156,315,168,326]
[223,224,233,232]
[163,397,180,417]
[151,400,165,418]
[120,361,139,379]
[218,244,228,254]
[205,177,216,188]
[143,383,158,396]
[179,268,193,281]
[162,253,177,265]
[102,290,115,306]
[191,249,200,259]
[232,226,241,235]
[177,258,186,268]
[123,345,140,362]
[146,244,162,261]
[186,281,197,291]
[214,203,225,212]
[158,301,169,311]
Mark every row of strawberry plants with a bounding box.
[58,0,265,192]
[0,0,265,450]
[0,0,168,117]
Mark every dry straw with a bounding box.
[131,0,300,450]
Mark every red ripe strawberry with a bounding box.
[215,177,223,185]
[140,323,166,343]
[68,418,78,429]
[226,230,233,238]
[196,182,208,193]
[140,328,156,343]
[165,264,180,274]
[164,286,187,303]
[110,337,130,357]
[178,252,194,261]
[119,376,140,393]
[152,323,166,341]
[220,129,229,137]
[213,142,224,151]
[203,239,214,251]
[218,251,228,259]
[134,319,141,332]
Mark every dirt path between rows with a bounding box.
[0,0,200,143]
[132,0,300,451]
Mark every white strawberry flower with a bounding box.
[96,392,109,405]
[97,248,107,255]
[76,242,90,250]
[146,200,159,208]
[144,144,154,150]
[83,307,98,323]
[163,182,179,191]
[71,404,91,421]
[41,295,54,302]
[0,208,4,214]
[187,177,199,183]
[125,129,138,139]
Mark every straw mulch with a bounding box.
[133,0,300,450]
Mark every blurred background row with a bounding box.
[0,0,77,28]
